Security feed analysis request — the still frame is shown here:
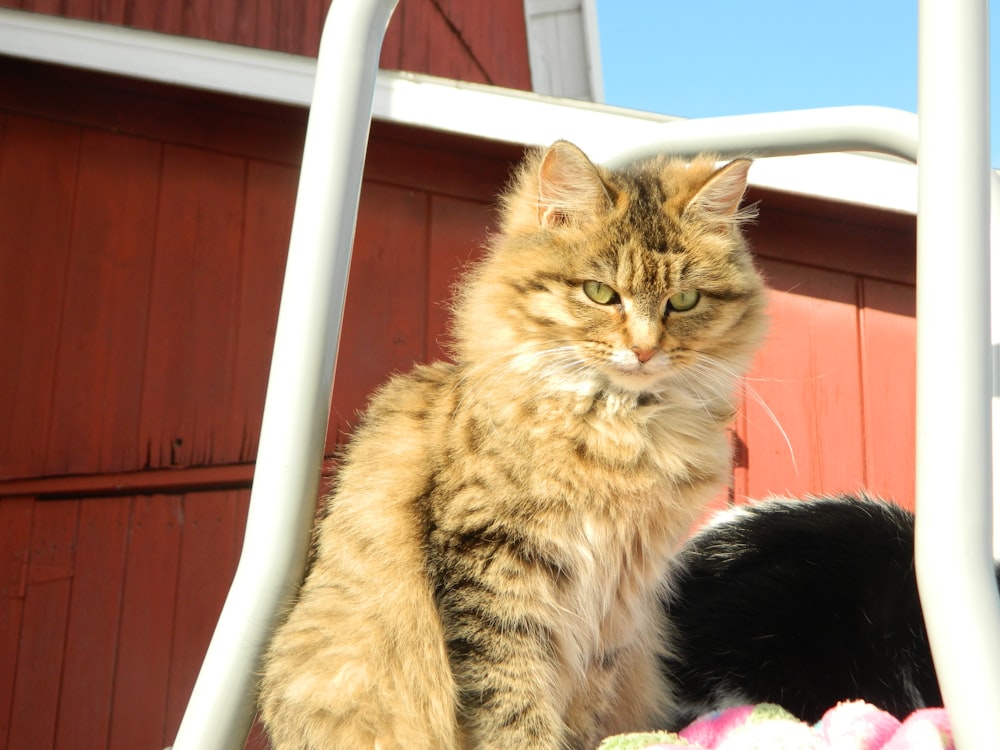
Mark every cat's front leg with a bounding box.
[451,641,568,750]
[438,589,570,749]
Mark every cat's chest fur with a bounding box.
[444,362,731,494]
[428,364,730,664]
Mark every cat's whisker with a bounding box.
[738,380,798,474]
[676,355,797,475]
[673,382,720,416]
[690,354,798,475]
[671,362,737,421]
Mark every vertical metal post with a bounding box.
[171,0,399,747]
[915,1,1000,747]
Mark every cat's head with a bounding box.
[452,141,767,401]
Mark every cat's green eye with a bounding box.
[583,280,620,305]
[667,289,700,313]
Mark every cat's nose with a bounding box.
[632,347,657,364]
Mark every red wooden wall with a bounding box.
[0,56,916,749]
[0,0,532,90]
[739,200,916,507]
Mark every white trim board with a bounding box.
[523,0,604,102]
[0,7,916,214]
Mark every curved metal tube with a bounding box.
[599,104,919,164]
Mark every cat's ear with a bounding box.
[537,141,612,227]
[686,158,752,220]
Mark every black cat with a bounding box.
[659,494,995,729]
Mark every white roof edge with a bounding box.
[0,6,916,215]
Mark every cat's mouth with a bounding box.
[602,357,675,392]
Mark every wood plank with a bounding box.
[380,0,490,85]
[233,489,252,551]
[139,145,247,469]
[59,0,99,21]
[329,182,430,453]
[44,129,161,477]
[438,0,532,90]
[108,496,182,750]
[0,57,308,168]
[253,0,288,53]
[0,497,34,749]
[163,491,241,740]
[752,192,916,285]
[254,0,326,56]
[54,496,131,750]
[425,195,493,360]
[858,279,917,509]
[96,0,127,24]
[6,499,79,750]
[181,0,255,47]
[305,0,328,57]
[365,126,521,203]
[23,0,63,15]
[0,463,255,500]
[226,160,296,463]
[8,0,528,87]
[122,0,185,36]
[0,115,80,481]
[742,259,867,500]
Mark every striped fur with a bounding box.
[259,141,768,749]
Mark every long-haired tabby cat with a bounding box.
[259,141,768,749]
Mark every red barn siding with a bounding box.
[0,497,33,748]
[733,200,917,509]
[0,493,249,749]
[0,57,918,749]
[859,279,917,501]
[0,0,532,90]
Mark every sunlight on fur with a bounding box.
[259,141,769,750]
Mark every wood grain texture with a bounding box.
[164,491,243,738]
[44,129,161,477]
[329,182,431,454]
[139,145,246,469]
[0,492,251,750]
[227,161,297,462]
[0,116,80,481]
[6,500,78,750]
[425,195,494,360]
[741,259,867,500]
[53,497,130,750]
[0,497,34,749]
[107,495,182,750]
[0,0,532,88]
[858,279,917,509]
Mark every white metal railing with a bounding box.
[172,0,1000,748]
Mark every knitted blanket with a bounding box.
[599,702,953,750]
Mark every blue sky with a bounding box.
[595,0,999,165]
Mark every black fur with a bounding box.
[659,494,995,728]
